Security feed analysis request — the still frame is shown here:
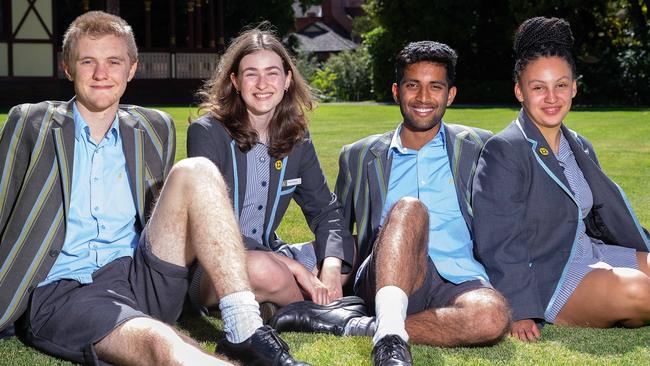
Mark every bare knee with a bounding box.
[618,273,650,323]
[97,317,183,365]
[381,197,429,251]
[168,157,227,193]
[456,289,511,346]
[247,252,296,298]
[389,197,428,225]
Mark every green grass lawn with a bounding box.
[1,104,650,365]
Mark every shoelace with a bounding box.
[377,337,407,361]
[260,326,290,352]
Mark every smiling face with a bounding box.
[515,56,576,132]
[231,49,291,123]
[392,61,456,137]
[64,34,136,114]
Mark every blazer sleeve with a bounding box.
[0,105,31,234]
[334,144,355,236]
[472,135,545,322]
[162,112,176,177]
[187,118,220,163]
[292,137,354,273]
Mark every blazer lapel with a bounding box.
[236,145,247,218]
[518,110,572,194]
[561,126,599,176]
[51,100,76,224]
[444,124,478,225]
[119,109,146,228]
[264,154,288,245]
[367,132,392,234]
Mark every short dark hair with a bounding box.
[395,41,458,86]
[513,16,576,81]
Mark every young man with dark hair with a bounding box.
[270,41,511,365]
[0,11,307,366]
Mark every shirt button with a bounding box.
[94,206,99,211]
[257,205,263,210]
[93,177,99,182]
[101,225,106,230]
[252,229,257,234]
[261,181,267,187]
[260,157,266,162]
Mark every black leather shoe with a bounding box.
[217,325,311,365]
[372,335,412,366]
[268,296,367,335]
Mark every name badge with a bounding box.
[282,178,302,187]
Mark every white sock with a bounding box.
[372,285,409,345]
[219,291,263,343]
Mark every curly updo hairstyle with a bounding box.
[513,17,576,82]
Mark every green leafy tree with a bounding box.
[311,67,338,101]
[323,47,373,101]
[359,0,649,105]
[360,0,514,102]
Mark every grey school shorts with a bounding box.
[354,254,490,315]
[16,229,191,366]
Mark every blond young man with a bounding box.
[0,11,307,366]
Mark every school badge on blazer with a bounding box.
[275,160,283,170]
[539,147,549,156]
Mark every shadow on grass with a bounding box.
[177,314,226,344]
[542,324,650,357]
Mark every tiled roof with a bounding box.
[291,22,357,53]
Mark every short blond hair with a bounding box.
[62,11,138,66]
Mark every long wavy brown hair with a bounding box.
[197,25,314,158]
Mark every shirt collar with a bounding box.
[73,103,120,145]
[389,121,446,155]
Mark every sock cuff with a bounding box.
[376,285,408,301]
[376,286,408,316]
[219,290,258,311]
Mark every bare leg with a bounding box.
[201,251,304,307]
[373,197,510,346]
[405,288,510,346]
[95,317,232,366]
[373,197,429,293]
[96,157,252,364]
[555,265,650,328]
[146,157,250,297]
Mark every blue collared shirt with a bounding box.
[381,122,488,284]
[41,103,139,286]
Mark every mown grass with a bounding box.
[1,104,649,365]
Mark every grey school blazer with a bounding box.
[187,115,355,272]
[0,99,176,332]
[334,123,492,264]
[472,110,650,322]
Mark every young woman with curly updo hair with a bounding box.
[472,16,650,341]
[186,26,356,313]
